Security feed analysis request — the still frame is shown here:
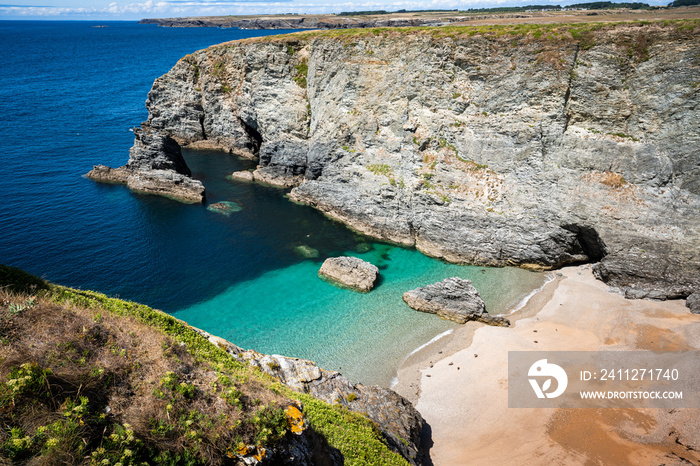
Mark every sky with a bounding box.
[0,0,666,20]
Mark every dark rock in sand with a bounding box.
[403,277,509,327]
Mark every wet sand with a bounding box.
[394,264,700,465]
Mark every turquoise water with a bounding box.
[0,21,545,388]
[175,149,544,385]
[175,226,544,387]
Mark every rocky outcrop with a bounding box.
[195,329,424,465]
[593,244,700,300]
[136,22,700,299]
[231,170,255,182]
[687,293,700,314]
[403,277,509,326]
[87,128,204,203]
[85,165,130,184]
[318,256,379,292]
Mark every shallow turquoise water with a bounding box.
[175,243,544,386]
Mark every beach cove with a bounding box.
[395,264,700,464]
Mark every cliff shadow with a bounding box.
[420,421,435,466]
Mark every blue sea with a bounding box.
[0,21,545,386]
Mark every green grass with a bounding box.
[0,265,409,465]
[293,59,309,88]
[366,164,393,176]
[234,19,699,47]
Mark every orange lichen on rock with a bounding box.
[285,404,306,435]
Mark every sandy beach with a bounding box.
[394,264,700,465]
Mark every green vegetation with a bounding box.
[293,59,309,88]
[366,164,393,176]
[0,265,408,465]
[182,54,200,79]
[669,0,700,6]
[568,1,650,9]
[240,19,699,49]
[338,10,389,16]
[212,60,225,77]
[464,4,561,12]
[609,132,640,141]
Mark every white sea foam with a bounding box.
[497,272,556,317]
[390,328,455,388]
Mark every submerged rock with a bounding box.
[355,242,372,254]
[318,256,379,292]
[687,293,700,314]
[294,245,319,259]
[403,277,510,327]
[207,201,242,215]
[86,127,204,204]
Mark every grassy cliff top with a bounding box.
[0,265,407,465]
[228,18,699,46]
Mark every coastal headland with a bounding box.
[104,19,700,301]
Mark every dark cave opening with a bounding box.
[562,224,608,262]
[240,118,263,154]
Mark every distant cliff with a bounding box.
[138,21,700,300]
[139,14,466,30]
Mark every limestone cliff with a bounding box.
[138,21,700,299]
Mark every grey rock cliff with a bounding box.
[195,329,424,465]
[87,128,205,203]
[318,256,379,292]
[403,277,509,326]
[135,23,700,299]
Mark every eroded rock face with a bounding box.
[318,256,379,292]
[87,128,204,203]
[139,23,700,299]
[195,329,424,465]
[403,277,509,326]
[686,293,700,314]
